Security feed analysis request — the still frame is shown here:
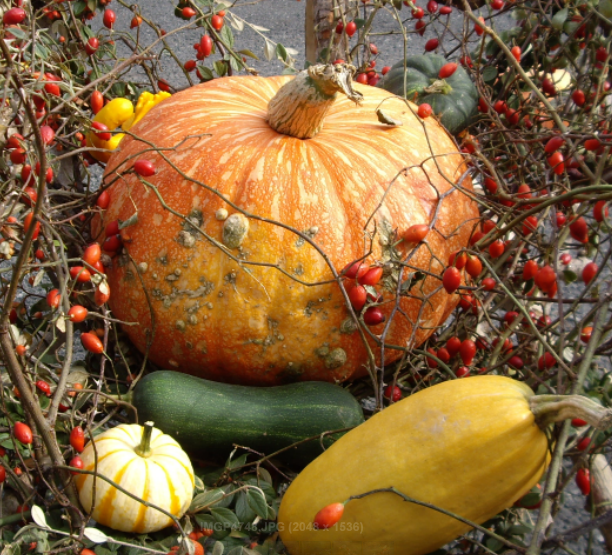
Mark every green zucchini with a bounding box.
[132,371,365,466]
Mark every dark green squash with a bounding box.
[131,371,365,467]
[378,53,478,134]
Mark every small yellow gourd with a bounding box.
[76,421,194,533]
[278,375,612,555]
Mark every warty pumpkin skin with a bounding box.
[94,64,479,385]
[76,423,194,533]
[277,376,550,555]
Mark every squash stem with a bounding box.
[530,395,612,430]
[136,421,155,458]
[424,79,453,95]
[267,63,363,139]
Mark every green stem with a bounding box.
[424,79,453,95]
[530,395,612,430]
[136,421,154,458]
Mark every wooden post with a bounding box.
[305,0,355,64]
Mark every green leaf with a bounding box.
[482,66,498,83]
[72,0,86,16]
[235,491,256,523]
[211,507,240,530]
[238,49,259,61]
[263,40,276,62]
[197,66,215,81]
[552,8,568,30]
[212,542,225,555]
[220,25,234,48]
[246,489,269,519]
[354,18,366,28]
[563,269,577,283]
[214,60,227,77]
[227,453,248,470]
[190,488,225,511]
[276,43,287,62]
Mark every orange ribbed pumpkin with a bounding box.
[94,64,479,385]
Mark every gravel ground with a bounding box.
[90,2,608,553]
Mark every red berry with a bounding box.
[436,347,450,363]
[347,285,367,312]
[438,62,457,79]
[474,17,485,36]
[345,21,357,37]
[68,305,88,323]
[572,418,588,427]
[482,277,496,291]
[508,355,524,369]
[459,339,476,365]
[363,306,385,326]
[544,135,565,154]
[14,422,33,444]
[211,14,224,30]
[70,426,86,453]
[130,15,142,28]
[103,9,116,29]
[412,6,424,18]
[182,7,196,19]
[538,352,556,370]
[577,437,591,451]
[446,337,461,357]
[134,159,156,177]
[358,266,383,286]
[3,7,26,25]
[491,0,504,8]
[69,455,84,475]
[427,0,438,11]
[384,385,402,402]
[439,5,452,13]
[584,138,601,152]
[465,256,482,278]
[535,265,556,293]
[0,466,5,484]
[85,37,99,56]
[200,35,213,57]
[572,89,586,106]
[381,66,391,76]
[582,262,598,285]
[403,224,429,243]
[556,212,567,227]
[488,240,505,258]
[70,266,92,283]
[576,468,590,495]
[81,332,104,354]
[456,366,471,378]
[425,38,439,52]
[547,151,565,175]
[314,503,345,529]
[569,217,589,243]
[442,267,461,293]
[417,103,433,119]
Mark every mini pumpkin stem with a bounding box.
[267,63,363,140]
[136,421,155,458]
[530,395,612,430]
[424,79,453,95]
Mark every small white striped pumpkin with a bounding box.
[76,422,194,533]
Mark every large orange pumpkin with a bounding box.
[94,64,479,385]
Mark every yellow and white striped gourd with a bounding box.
[76,422,194,533]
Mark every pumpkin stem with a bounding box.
[136,421,155,458]
[424,79,453,95]
[530,395,612,430]
[267,63,363,140]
